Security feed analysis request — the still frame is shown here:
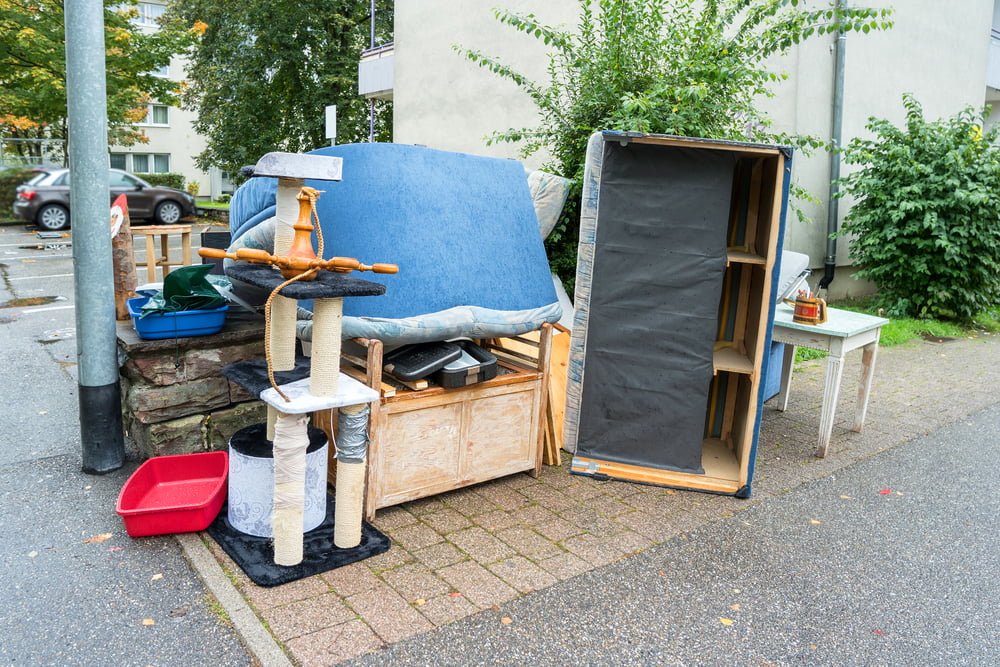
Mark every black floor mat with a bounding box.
[207,493,390,587]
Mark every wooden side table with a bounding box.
[131,224,193,282]
[771,303,889,457]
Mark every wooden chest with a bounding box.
[318,325,552,520]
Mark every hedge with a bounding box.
[0,167,36,221]
[137,172,185,190]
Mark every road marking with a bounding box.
[12,305,76,314]
[8,273,74,281]
[3,254,74,261]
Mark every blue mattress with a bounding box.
[228,143,561,343]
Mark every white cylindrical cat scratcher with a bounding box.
[227,423,328,538]
[334,403,369,549]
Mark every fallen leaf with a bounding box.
[38,411,48,415]
[658,571,668,577]
[142,619,155,626]
[151,573,163,582]
[839,495,851,499]
[84,533,113,544]
[414,599,426,606]
[169,606,190,617]
[872,629,885,636]
[810,645,817,650]
[730,604,740,611]
[28,551,38,559]
[896,492,904,496]
[666,490,676,495]
[501,617,513,625]
[720,618,734,626]
[448,592,462,598]
[733,589,741,594]
[810,519,821,525]
[108,547,123,552]
[878,489,892,495]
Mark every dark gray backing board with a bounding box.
[575,141,737,474]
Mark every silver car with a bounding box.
[13,168,196,231]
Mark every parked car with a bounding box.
[12,168,196,231]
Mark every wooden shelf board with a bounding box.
[713,346,754,375]
[571,439,743,494]
[727,249,767,265]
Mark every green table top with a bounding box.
[773,302,889,339]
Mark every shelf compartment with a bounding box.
[713,345,754,375]
[571,439,741,494]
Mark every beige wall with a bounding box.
[394,0,995,297]
[394,0,577,166]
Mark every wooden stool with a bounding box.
[131,224,193,283]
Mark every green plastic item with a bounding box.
[140,264,228,316]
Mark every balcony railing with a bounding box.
[358,43,394,101]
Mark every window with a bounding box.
[111,153,170,174]
[141,104,169,126]
[150,63,170,78]
[136,2,166,27]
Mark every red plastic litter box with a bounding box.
[116,451,228,537]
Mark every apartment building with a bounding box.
[382,0,998,298]
[110,0,231,200]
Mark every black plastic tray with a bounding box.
[434,341,498,389]
[383,341,462,381]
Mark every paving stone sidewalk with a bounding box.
[195,333,1000,666]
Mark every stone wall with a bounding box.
[117,313,268,458]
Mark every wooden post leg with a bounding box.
[144,234,157,283]
[816,342,846,458]
[159,233,170,278]
[777,343,796,412]
[853,338,879,433]
[181,229,192,267]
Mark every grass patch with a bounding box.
[196,201,230,209]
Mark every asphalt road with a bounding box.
[0,222,253,665]
[346,405,1000,666]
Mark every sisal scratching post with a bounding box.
[334,403,369,548]
[268,175,302,372]
[271,410,310,566]
[273,176,301,255]
[269,295,297,371]
[310,297,343,396]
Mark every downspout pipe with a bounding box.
[821,0,847,292]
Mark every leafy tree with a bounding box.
[165,0,393,178]
[455,0,892,289]
[0,0,194,159]
[837,95,1000,322]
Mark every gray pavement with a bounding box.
[343,404,1000,666]
[3,219,1000,666]
[0,223,254,666]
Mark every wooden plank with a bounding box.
[384,373,428,391]
[571,438,742,494]
[743,159,763,254]
[545,325,571,463]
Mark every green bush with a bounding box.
[0,167,36,220]
[138,172,185,190]
[837,95,1000,322]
